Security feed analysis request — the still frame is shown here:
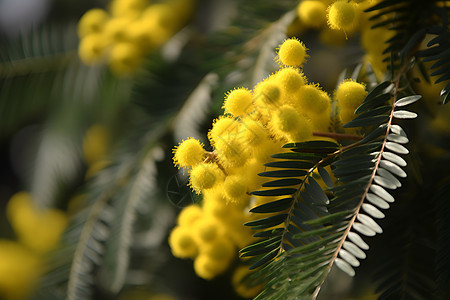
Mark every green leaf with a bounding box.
[379,160,407,178]
[258,170,308,178]
[387,133,409,144]
[253,228,285,238]
[303,210,353,225]
[262,178,303,187]
[393,110,418,119]
[343,115,389,128]
[283,140,339,150]
[265,161,315,169]
[318,167,334,188]
[355,89,392,114]
[353,222,376,236]
[377,168,402,188]
[250,197,294,213]
[395,95,422,107]
[251,188,297,197]
[370,184,395,203]
[343,241,366,259]
[361,203,386,219]
[335,258,355,276]
[339,249,360,267]
[271,152,321,161]
[292,224,345,239]
[347,231,369,250]
[382,152,407,167]
[305,177,329,205]
[359,124,388,143]
[385,142,409,154]
[249,248,280,270]
[366,193,390,209]
[240,236,283,254]
[357,214,383,234]
[245,214,288,229]
[373,175,397,190]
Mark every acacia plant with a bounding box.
[0,0,449,299]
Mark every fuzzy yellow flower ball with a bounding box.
[202,238,235,263]
[223,88,253,116]
[177,204,203,226]
[277,38,307,66]
[232,266,263,299]
[193,216,224,244]
[193,254,228,280]
[77,8,109,38]
[215,135,246,168]
[189,163,222,193]
[223,174,250,204]
[254,81,281,105]
[169,226,198,259]
[275,67,306,94]
[78,33,108,65]
[109,42,143,74]
[339,107,357,124]
[241,118,267,147]
[208,117,238,146]
[297,1,327,28]
[173,138,205,168]
[297,84,331,114]
[327,0,358,31]
[335,79,368,109]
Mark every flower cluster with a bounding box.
[294,0,394,77]
[1,192,67,300]
[77,0,195,74]
[170,37,369,297]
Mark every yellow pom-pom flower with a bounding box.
[254,80,281,105]
[241,118,267,147]
[297,1,327,28]
[339,107,357,125]
[193,254,228,280]
[78,33,108,65]
[203,188,229,219]
[275,67,306,94]
[77,8,109,38]
[189,163,222,194]
[168,225,198,259]
[327,0,358,31]
[335,79,368,109]
[177,204,203,226]
[83,124,110,166]
[104,18,133,44]
[0,240,42,300]
[202,238,235,263]
[277,38,308,66]
[110,0,149,18]
[223,174,250,205]
[109,42,143,74]
[214,135,247,168]
[208,116,238,146]
[297,84,331,114]
[271,105,313,142]
[232,266,264,299]
[7,192,68,254]
[223,88,253,116]
[193,216,224,244]
[173,138,205,168]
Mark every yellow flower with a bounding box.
[223,88,254,116]
[0,240,42,300]
[189,163,222,193]
[214,135,247,168]
[177,204,203,226]
[168,225,198,259]
[334,79,368,109]
[192,216,224,245]
[296,84,331,114]
[232,266,263,299]
[104,18,133,44]
[77,8,109,38]
[274,67,306,94]
[223,174,251,205]
[327,0,358,31]
[193,253,228,280]
[83,124,110,166]
[110,0,149,18]
[241,117,267,147]
[109,42,143,74]
[270,105,312,142]
[277,38,308,67]
[78,33,108,65]
[208,116,238,146]
[6,192,68,254]
[173,138,205,168]
[297,1,327,28]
